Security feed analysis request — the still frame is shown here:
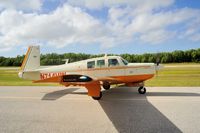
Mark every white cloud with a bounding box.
[67,0,174,11]
[0,47,11,52]
[140,30,175,44]
[0,0,42,11]
[127,8,198,33]
[106,6,199,45]
[180,17,200,42]
[0,0,200,53]
[0,4,111,49]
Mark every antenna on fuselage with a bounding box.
[62,59,69,64]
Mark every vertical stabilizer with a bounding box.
[21,46,40,71]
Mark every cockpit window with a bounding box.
[121,58,129,65]
[108,59,119,67]
[97,60,105,68]
[87,61,95,68]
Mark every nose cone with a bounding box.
[18,72,23,78]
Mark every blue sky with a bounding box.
[0,0,200,57]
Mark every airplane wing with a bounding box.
[33,74,103,97]
[33,73,147,86]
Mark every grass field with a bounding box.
[0,64,200,86]
[0,68,57,86]
[146,64,200,86]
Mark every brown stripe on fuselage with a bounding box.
[110,74,154,83]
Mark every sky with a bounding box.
[0,0,200,57]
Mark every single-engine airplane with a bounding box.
[18,46,161,100]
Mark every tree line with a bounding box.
[0,48,200,66]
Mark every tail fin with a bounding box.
[18,46,40,80]
[21,46,40,71]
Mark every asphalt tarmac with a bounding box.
[0,86,200,133]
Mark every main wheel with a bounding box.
[138,86,146,94]
[103,82,110,90]
[92,92,102,100]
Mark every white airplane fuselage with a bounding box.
[20,55,156,83]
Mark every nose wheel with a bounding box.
[102,81,110,90]
[138,86,146,94]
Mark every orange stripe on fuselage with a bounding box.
[111,74,154,83]
[21,47,31,70]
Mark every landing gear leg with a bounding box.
[138,86,146,94]
[85,81,102,100]
[92,92,102,100]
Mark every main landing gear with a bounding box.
[92,82,110,100]
[92,92,102,100]
[138,86,146,94]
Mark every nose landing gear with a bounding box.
[102,81,110,90]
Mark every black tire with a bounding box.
[103,82,110,90]
[92,92,102,100]
[138,86,146,94]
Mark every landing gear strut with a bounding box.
[102,82,110,90]
[92,92,102,100]
[138,86,146,94]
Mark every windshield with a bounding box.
[121,58,129,65]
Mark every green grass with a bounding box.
[146,64,200,86]
[0,64,200,86]
[0,68,58,86]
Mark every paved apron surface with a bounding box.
[0,86,200,133]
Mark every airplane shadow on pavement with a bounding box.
[98,87,200,133]
[41,88,79,100]
[41,87,200,132]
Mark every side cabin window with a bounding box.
[108,59,119,67]
[87,61,95,69]
[97,60,105,68]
